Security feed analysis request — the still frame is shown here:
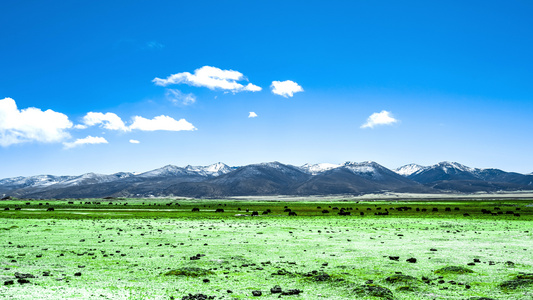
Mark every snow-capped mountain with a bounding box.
[1,161,532,198]
[395,161,533,192]
[58,172,134,187]
[137,165,192,178]
[299,163,340,175]
[0,175,75,190]
[185,162,234,177]
[342,161,384,179]
[394,164,428,176]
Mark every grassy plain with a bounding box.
[0,198,532,299]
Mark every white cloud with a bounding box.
[248,112,258,118]
[243,83,262,92]
[63,136,108,149]
[0,97,72,146]
[129,115,196,131]
[360,110,399,129]
[78,111,196,133]
[153,66,262,93]
[165,89,196,106]
[129,139,140,144]
[270,80,303,98]
[82,112,129,131]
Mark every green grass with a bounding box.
[0,198,532,299]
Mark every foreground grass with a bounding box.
[0,198,532,299]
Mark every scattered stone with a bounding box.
[165,267,214,277]
[17,278,31,284]
[252,290,262,296]
[74,272,82,276]
[354,284,394,300]
[406,258,417,263]
[282,289,302,295]
[271,285,282,293]
[499,273,533,290]
[202,278,210,283]
[385,274,419,285]
[14,272,35,279]
[389,256,400,261]
[4,280,14,285]
[434,266,474,274]
[271,269,292,276]
[181,293,214,300]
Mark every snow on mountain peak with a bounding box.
[436,161,474,173]
[341,161,382,178]
[299,163,340,175]
[394,164,427,176]
[139,165,185,177]
[185,163,232,176]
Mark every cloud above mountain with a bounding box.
[63,136,108,149]
[153,66,262,93]
[78,112,196,132]
[129,115,196,131]
[82,112,129,131]
[0,97,72,146]
[361,110,398,128]
[271,80,303,97]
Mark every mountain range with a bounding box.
[1,161,532,199]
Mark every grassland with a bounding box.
[0,198,532,299]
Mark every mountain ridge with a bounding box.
[1,161,532,199]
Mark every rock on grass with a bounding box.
[165,267,214,277]
[354,284,394,300]
[499,278,533,290]
[385,274,420,285]
[434,266,474,274]
[181,293,214,300]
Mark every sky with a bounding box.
[1,0,532,178]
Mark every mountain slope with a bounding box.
[397,162,533,192]
[165,162,311,197]
[296,161,430,195]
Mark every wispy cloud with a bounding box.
[166,89,196,106]
[129,115,196,131]
[114,39,164,51]
[129,139,140,144]
[145,41,164,49]
[63,136,108,149]
[271,80,303,98]
[361,110,399,128]
[153,66,262,93]
[0,97,72,146]
[248,112,258,118]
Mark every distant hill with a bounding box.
[1,161,532,199]
[394,161,533,193]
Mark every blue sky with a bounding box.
[1,0,532,177]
